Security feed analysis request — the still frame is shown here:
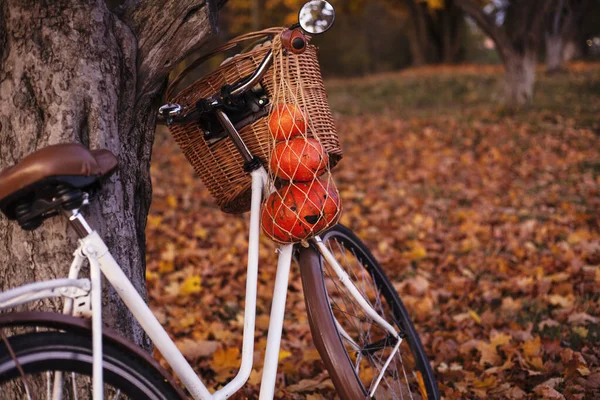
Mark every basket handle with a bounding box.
[166,27,285,100]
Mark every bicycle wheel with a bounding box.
[0,331,181,399]
[299,224,439,400]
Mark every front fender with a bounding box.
[0,311,188,399]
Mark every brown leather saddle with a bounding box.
[0,143,118,229]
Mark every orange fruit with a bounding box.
[268,103,306,141]
[261,179,342,243]
[270,138,328,181]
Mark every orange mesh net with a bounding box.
[261,34,342,244]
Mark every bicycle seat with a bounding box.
[0,143,117,222]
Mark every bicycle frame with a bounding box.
[0,165,402,400]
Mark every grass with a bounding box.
[325,62,600,130]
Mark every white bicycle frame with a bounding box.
[0,167,401,400]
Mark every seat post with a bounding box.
[62,208,94,239]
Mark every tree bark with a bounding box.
[504,49,536,105]
[405,0,429,66]
[0,0,220,351]
[455,0,552,106]
[545,32,565,72]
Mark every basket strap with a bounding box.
[166,27,285,100]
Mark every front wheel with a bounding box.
[299,224,439,399]
[0,331,182,399]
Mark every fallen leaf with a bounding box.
[179,276,202,295]
[176,338,218,361]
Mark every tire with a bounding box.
[0,331,180,399]
[300,224,439,400]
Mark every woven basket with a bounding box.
[166,28,342,214]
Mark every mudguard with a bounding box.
[0,311,189,399]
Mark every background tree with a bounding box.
[403,0,466,65]
[545,0,590,72]
[455,0,553,106]
[0,0,224,350]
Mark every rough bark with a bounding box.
[504,49,536,105]
[0,0,220,354]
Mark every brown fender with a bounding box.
[0,311,189,399]
[298,246,367,400]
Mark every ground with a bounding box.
[147,63,600,399]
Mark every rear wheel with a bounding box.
[300,224,439,399]
[0,331,181,399]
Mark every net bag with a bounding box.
[166,28,342,214]
[260,34,342,244]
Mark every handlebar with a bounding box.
[157,28,307,126]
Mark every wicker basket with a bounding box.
[166,28,342,214]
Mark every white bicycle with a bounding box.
[0,2,439,399]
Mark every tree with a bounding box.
[455,0,553,106]
[545,0,591,72]
[0,0,224,351]
[404,0,466,65]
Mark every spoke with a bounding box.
[1,330,35,400]
[47,371,51,400]
[72,372,78,400]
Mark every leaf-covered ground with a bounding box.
[147,63,600,399]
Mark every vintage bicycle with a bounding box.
[0,2,439,399]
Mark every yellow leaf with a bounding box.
[195,227,208,240]
[179,276,202,295]
[359,366,374,383]
[278,349,292,361]
[577,366,590,376]
[490,332,512,347]
[523,336,541,357]
[477,341,501,366]
[573,326,588,338]
[147,214,163,229]
[145,270,158,282]
[166,195,178,208]
[473,375,497,388]
[213,347,240,370]
[158,260,174,274]
[417,371,428,399]
[408,242,427,260]
[469,309,482,324]
[302,349,322,362]
[567,230,591,244]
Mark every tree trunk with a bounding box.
[504,50,536,106]
[562,37,581,61]
[546,32,565,72]
[0,0,219,347]
[407,27,427,66]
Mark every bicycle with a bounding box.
[0,1,439,399]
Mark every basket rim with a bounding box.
[167,27,286,100]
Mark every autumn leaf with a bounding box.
[179,276,202,295]
[147,65,600,399]
[213,347,240,371]
[278,349,292,361]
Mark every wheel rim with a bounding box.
[0,332,173,400]
[320,231,432,399]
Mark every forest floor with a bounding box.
[147,63,600,399]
